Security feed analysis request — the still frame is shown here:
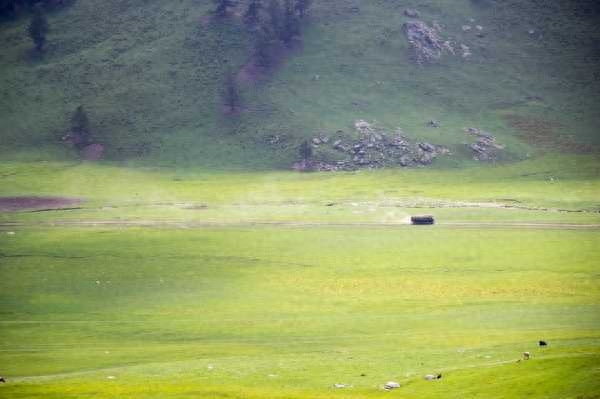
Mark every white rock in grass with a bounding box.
[6,231,15,235]
[107,375,116,380]
[384,381,400,390]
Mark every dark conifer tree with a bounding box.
[28,3,48,52]
[254,24,275,67]
[222,68,241,111]
[299,140,312,160]
[244,0,262,25]
[281,0,299,45]
[70,105,91,148]
[267,0,282,40]
[0,0,18,19]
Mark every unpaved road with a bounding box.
[1,220,599,230]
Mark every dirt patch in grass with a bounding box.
[237,40,304,86]
[0,197,84,212]
[504,114,599,154]
[82,144,105,161]
[504,114,562,147]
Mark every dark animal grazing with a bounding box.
[436,373,442,379]
[411,215,435,225]
[0,376,5,383]
[539,340,547,346]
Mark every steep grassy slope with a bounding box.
[0,0,598,168]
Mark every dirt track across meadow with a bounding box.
[1,220,599,230]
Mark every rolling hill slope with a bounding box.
[0,0,598,169]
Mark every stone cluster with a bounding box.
[294,120,450,171]
[465,127,505,161]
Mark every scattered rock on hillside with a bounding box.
[384,381,401,390]
[428,119,441,128]
[404,8,420,18]
[266,134,283,145]
[403,20,454,64]
[460,43,472,58]
[354,119,374,134]
[418,142,436,152]
[465,127,504,161]
[292,121,451,171]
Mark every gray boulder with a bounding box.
[384,381,400,390]
[404,8,420,18]
[418,142,436,152]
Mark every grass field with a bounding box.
[1,225,599,398]
[1,155,600,398]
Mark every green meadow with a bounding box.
[1,225,600,398]
[1,155,600,398]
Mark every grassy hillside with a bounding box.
[0,0,598,168]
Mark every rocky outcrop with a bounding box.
[293,120,451,171]
[403,21,454,64]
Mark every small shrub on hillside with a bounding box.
[213,0,236,18]
[299,140,313,160]
[222,68,241,112]
[65,105,91,149]
[254,24,276,66]
[28,3,48,52]
[2,0,72,21]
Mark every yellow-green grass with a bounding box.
[1,154,599,227]
[1,226,599,398]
